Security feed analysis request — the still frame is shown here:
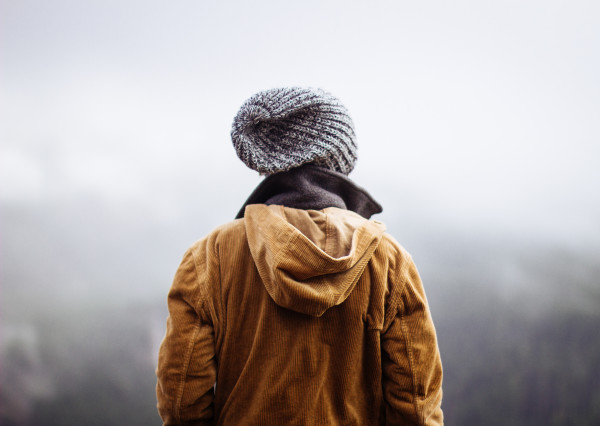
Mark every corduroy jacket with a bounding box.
[156,204,443,425]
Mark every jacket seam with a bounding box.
[191,247,209,318]
[382,243,403,334]
[398,283,424,426]
[174,321,201,421]
[325,212,332,255]
[216,235,225,357]
[173,247,209,421]
[191,239,222,360]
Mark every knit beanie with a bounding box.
[231,87,357,175]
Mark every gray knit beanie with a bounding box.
[231,87,357,175]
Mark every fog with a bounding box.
[1,1,599,424]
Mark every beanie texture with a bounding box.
[231,87,357,175]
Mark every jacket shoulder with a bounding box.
[187,218,247,254]
[376,232,415,271]
[373,232,423,313]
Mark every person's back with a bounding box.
[156,88,443,425]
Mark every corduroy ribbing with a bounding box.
[156,206,444,425]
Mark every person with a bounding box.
[156,87,443,425]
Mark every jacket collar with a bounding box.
[236,164,383,219]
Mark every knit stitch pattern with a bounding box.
[231,87,357,175]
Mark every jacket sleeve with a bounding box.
[156,246,217,425]
[381,255,443,425]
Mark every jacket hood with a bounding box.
[244,204,386,317]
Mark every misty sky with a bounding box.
[2,0,599,246]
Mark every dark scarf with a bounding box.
[235,164,383,219]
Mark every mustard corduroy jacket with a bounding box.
[156,204,443,425]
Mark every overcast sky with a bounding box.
[2,0,599,245]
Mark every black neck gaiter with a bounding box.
[236,164,383,220]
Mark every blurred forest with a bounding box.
[1,201,599,426]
